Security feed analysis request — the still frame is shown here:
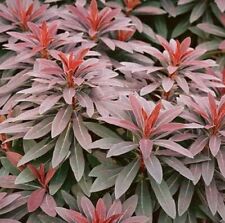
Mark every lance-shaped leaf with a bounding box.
[162,157,194,181]
[216,149,225,178]
[70,143,85,182]
[51,106,73,138]
[144,155,163,184]
[154,140,193,158]
[107,141,138,157]
[202,159,214,186]
[115,159,140,199]
[205,180,218,215]
[178,180,194,216]
[24,117,53,139]
[52,124,72,168]
[40,194,57,217]
[27,188,46,212]
[18,139,55,166]
[15,167,36,185]
[150,177,176,219]
[73,115,92,151]
[135,180,152,222]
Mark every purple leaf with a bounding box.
[73,115,92,151]
[205,180,218,215]
[209,135,221,156]
[154,140,193,158]
[144,155,163,184]
[216,149,225,178]
[107,141,138,157]
[51,106,73,138]
[202,159,214,186]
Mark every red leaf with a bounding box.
[208,93,217,123]
[27,188,46,212]
[44,168,56,186]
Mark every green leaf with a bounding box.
[171,18,189,38]
[70,143,85,182]
[136,179,152,222]
[18,139,55,166]
[0,157,20,175]
[49,162,69,195]
[52,124,72,168]
[15,167,36,185]
[178,180,194,216]
[150,178,176,219]
[115,159,140,199]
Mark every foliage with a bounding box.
[0,0,225,222]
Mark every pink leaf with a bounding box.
[154,140,193,158]
[209,135,221,156]
[99,117,139,133]
[40,194,57,217]
[139,138,153,160]
[27,188,46,212]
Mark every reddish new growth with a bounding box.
[28,21,55,58]
[117,29,135,42]
[141,103,161,138]
[28,163,56,190]
[124,0,141,12]
[160,37,193,72]
[207,94,225,135]
[0,0,47,31]
[58,48,89,88]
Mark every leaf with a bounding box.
[15,167,36,185]
[178,180,194,216]
[190,1,207,23]
[216,149,225,178]
[24,117,53,139]
[39,95,61,114]
[73,115,92,151]
[18,139,55,166]
[63,87,75,105]
[202,159,214,186]
[51,106,73,138]
[209,135,221,157]
[161,0,177,17]
[115,160,140,199]
[40,194,57,217]
[150,178,176,219]
[154,140,193,158]
[52,124,72,168]
[139,139,153,160]
[171,17,189,38]
[49,162,69,195]
[90,167,121,192]
[198,23,225,37]
[27,188,46,212]
[135,180,152,222]
[144,155,163,184]
[107,141,138,157]
[70,143,85,181]
[205,180,218,215]
[84,122,120,138]
[162,157,194,181]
